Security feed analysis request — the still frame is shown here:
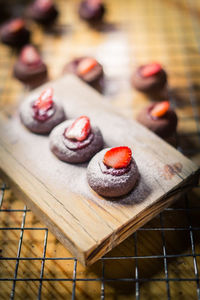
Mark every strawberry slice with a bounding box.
[77,58,98,76]
[140,63,162,78]
[9,19,25,33]
[150,101,170,118]
[20,45,41,66]
[34,87,53,111]
[65,116,91,142]
[103,146,132,169]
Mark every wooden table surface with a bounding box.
[0,0,200,299]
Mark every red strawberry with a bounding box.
[103,146,132,169]
[65,116,91,141]
[34,87,53,111]
[20,45,41,66]
[9,19,25,33]
[151,101,170,118]
[77,58,98,76]
[141,63,162,78]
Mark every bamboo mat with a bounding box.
[0,0,200,299]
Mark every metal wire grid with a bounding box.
[0,0,200,299]
[0,186,200,299]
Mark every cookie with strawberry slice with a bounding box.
[137,101,178,139]
[131,62,167,96]
[27,0,58,25]
[63,57,104,92]
[78,0,105,25]
[50,115,103,163]
[13,45,48,88]
[20,87,65,134]
[87,146,139,198]
[0,18,30,47]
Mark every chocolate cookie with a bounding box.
[13,45,48,88]
[63,56,104,92]
[78,0,105,24]
[50,116,104,163]
[87,147,139,198]
[131,63,167,95]
[20,87,65,134]
[27,0,58,25]
[0,18,30,47]
[137,101,178,139]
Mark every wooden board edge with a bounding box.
[1,164,199,267]
[84,168,200,266]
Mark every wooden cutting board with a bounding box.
[0,74,199,266]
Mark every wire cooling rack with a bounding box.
[0,186,200,299]
[0,0,200,299]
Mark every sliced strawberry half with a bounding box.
[77,58,98,76]
[20,45,41,66]
[140,62,162,78]
[34,87,54,111]
[150,101,170,118]
[103,146,132,169]
[9,18,25,33]
[65,116,91,142]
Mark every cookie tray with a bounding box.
[0,75,199,266]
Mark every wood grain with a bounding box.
[0,74,199,266]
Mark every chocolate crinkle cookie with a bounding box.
[27,0,58,25]
[0,18,30,47]
[78,0,105,24]
[87,146,139,198]
[137,101,178,139]
[131,62,167,95]
[13,44,48,88]
[20,87,65,134]
[63,56,104,92]
[49,116,104,163]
